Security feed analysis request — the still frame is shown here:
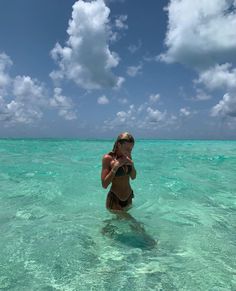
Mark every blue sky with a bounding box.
[0,0,236,139]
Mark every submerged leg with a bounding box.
[103,210,157,249]
[114,211,146,233]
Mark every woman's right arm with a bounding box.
[101,155,118,189]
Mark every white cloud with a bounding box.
[50,88,77,120]
[160,0,236,68]
[128,40,142,54]
[102,103,170,131]
[127,64,142,77]
[0,53,12,95]
[211,93,236,118]
[50,0,122,90]
[0,52,12,73]
[0,96,10,122]
[118,97,128,104]
[97,95,109,104]
[103,104,136,129]
[160,0,236,122]
[149,93,160,103]
[137,103,146,113]
[115,15,128,29]
[193,88,211,101]
[146,107,166,123]
[5,75,47,124]
[6,100,43,124]
[13,76,47,105]
[109,31,119,42]
[117,104,135,121]
[180,107,191,117]
[0,54,47,124]
[143,54,159,63]
[194,63,236,118]
[196,63,236,91]
[0,52,77,125]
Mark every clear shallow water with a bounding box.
[0,139,235,290]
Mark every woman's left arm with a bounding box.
[130,164,136,180]
[126,156,136,180]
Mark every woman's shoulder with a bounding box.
[102,152,114,161]
[102,152,113,168]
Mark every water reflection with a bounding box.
[102,211,157,250]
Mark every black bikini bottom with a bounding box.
[106,191,134,210]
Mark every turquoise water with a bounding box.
[0,139,235,290]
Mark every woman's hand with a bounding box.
[124,155,133,166]
[112,156,125,169]
[112,155,133,170]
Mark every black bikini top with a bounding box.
[108,152,132,177]
[115,164,132,176]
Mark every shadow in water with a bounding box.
[102,211,157,250]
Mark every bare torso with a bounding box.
[110,174,132,201]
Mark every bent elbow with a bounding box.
[102,181,108,189]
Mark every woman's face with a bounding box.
[118,140,134,156]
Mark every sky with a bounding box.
[0,0,236,139]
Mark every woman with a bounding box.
[101,132,136,211]
[101,133,157,248]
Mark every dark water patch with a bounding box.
[102,218,157,250]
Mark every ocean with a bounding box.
[0,139,235,290]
